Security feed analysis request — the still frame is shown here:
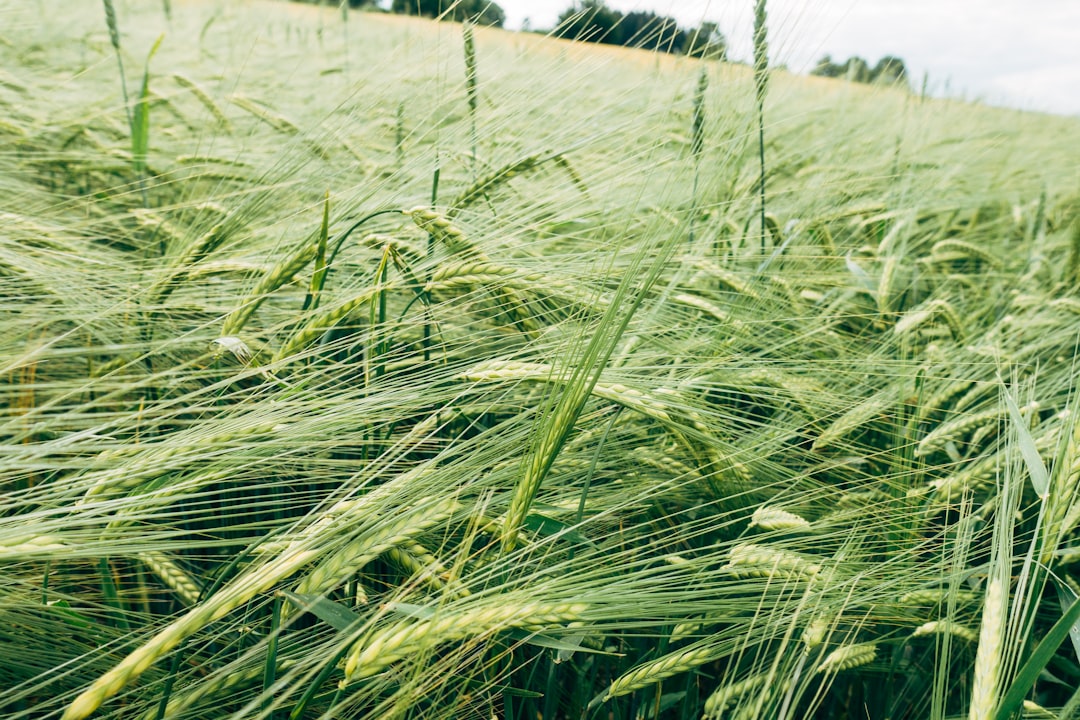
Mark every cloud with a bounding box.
[989,64,1080,115]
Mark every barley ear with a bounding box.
[101,0,133,131]
[290,498,460,601]
[969,576,1006,719]
[703,673,773,718]
[603,645,717,700]
[173,73,233,132]
[816,642,876,674]
[750,506,810,532]
[137,661,295,720]
[725,543,821,581]
[102,0,121,51]
[911,620,978,643]
[221,240,318,337]
[406,207,486,260]
[342,602,586,682]
[450,154,540,215]
[272,283,387,363]
[138,551,201,605]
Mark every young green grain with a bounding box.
[969,576,1006,719]
[603,644,718,700]
[816,642,876,674]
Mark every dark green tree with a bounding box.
[685,21,726,60]
[811,54,843,78]
[843,56,871,83]
[871,55,908,85]
[291,0,378,7]
[554,2,702,55]
[813,53,909,87]
[390,0,506,27]
[554,0,623,45]
[620,11,687,53]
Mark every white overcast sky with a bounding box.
[492,0,1080,116]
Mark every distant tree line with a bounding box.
[288,1,507,27]
[553,1,726,59]
[287,0,727,59]
[289,1,912,88]
[388,0,506,27]
[811,55,908,86]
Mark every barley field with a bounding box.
[2,1,1080,719]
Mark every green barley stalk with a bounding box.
[339,0,350,78]
[690,66,707,245]
[395,101,406,166]
[423,165,441,362]
[501,204,686,551]
[1066,218,1080,286]
[62,545,321,720]
[131,35,164,180]
[139,660,297,720]
[302,191,331,312]
[101,0,132,131]
[463,20,478,178]
[753,0,769,252]
[62,491,405,720]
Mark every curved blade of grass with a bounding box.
[995,594,1080,720]
[1053,577,1080,664]
[1003,384,1048,498]
[501,227,683,551]
[132,34,165,176]
[262,596,282,715]
[301,191,330,312]
[279,590,361,631]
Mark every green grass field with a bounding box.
[3,1,1080,718]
